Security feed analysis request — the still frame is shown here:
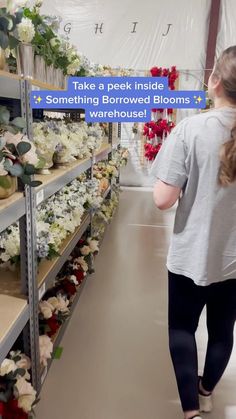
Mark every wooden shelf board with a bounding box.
[30,79,64,91]
[35,157,91,189]
[0,192,25,234]
[94,143,111,157]
[0,295,27,341]
[0,70,21,81]
[0,192,23,212]
[0,269,22,298]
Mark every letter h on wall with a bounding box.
[95,23,104,34]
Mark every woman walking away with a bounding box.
[151,46,236,419]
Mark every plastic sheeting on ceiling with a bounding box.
[41,0,211,71]
[216,0,236,58]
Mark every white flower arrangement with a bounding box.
[0,358,17,376]
[39,295,70,319]
[112,147,129,167]
[67,57,81,75]
[0,224,20,265]
[71,256,88,272]
[33,120,104,164]
[0,350,37,414]
[96,190,119,224]
[14,376,37,413]
[87,238,99,253]
[5,0,27,13]
[17,17,35,43]
[47,295,70,314]
[33,121,59,160]
[39,335,53,367]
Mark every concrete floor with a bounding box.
[36,190,236,419]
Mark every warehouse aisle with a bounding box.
[36,190,236,419]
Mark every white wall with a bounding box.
[42,0,210,71]
[216,0,236,57]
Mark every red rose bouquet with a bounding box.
[144,65,178,160]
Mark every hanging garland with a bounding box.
[143,66,179,161]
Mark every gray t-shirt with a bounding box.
[150,107,236,286]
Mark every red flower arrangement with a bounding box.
[46,314,61,338]
[0,400,28,419]
[74,269,85,285]
[143,65,178,160]
[58,279,77,297]
[144,143,162,161]
[150,65,178,90]
[143,119,175,140]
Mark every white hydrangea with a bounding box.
[17,17,35,43]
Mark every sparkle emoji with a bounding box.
[34,95,43,105]
[194,95,203,105]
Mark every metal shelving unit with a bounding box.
[35,158,91,204]
[0,193,25,233]
[0,70,21,99]
[93,143,112,163]
[0,296,29,364]
[0,72,119,395]
[0,73,31,371]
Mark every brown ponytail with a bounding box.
[213,46,236,186]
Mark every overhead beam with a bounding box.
[204,0,221,85]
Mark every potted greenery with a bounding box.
[0,133,42,196]
[0,106,42,198]
[0,5,23,69]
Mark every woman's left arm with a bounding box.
[153,180,181,210]
[150,121,188,211]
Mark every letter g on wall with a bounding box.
[64,22,72,35]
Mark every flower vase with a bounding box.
[46,65,54,85]
[17,43,34,78]
[0,176,17,199]
[58,69,64,88]
[53,150,70,167]
[55,69,64,89]
[64,75,68,89]
[38,152,54,174]
[34,55,46,82]
[0,48,6,70]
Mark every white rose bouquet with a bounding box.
[0,351,37,415]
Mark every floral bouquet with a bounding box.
[0,223,20,267]
[143,119,175,161]
[0,2,25,51]
[33,121,59,171]
[92,189,119,237]
[54,235,99,288]
[112,147,129,168]
[0,132,42,189]
[144,66,178,161]
[0,351,37,418]
[39,335,53,367]
[39,294,70,338]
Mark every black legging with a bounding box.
[168,271,236,412]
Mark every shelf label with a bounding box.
[36,189,44,205]
[38,283,46,300]
[41,366,47,384]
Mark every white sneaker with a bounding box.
[199,393,213,413]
